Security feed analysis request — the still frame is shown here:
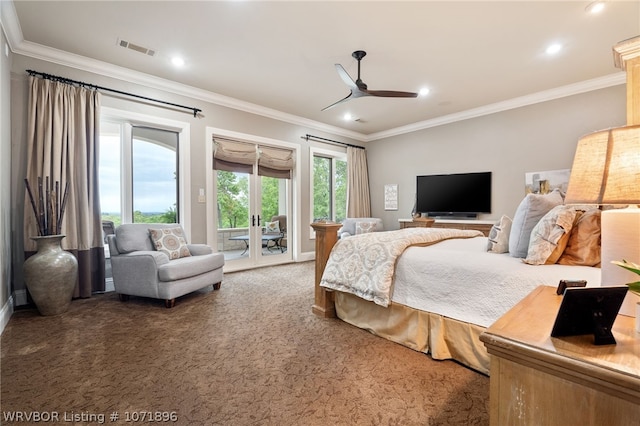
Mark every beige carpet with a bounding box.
[1,261,489,425]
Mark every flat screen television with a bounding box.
[416,171,491,218]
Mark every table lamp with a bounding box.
[564,125,640,317]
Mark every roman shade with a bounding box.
[258,145,294,179]
[213,136,294,178]
[213,139,256,174]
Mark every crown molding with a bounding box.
[12,39,368,142]
[0,0,23,50]
[366,72,626,142]
[1,0,626,144]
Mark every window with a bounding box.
[99,111,188,227]
[311,149,347,223]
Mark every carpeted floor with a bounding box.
[1,261,489,425]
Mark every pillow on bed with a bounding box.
[355,220,377,234]
[523,205,576,265]
[557,208,601,267]
[509,189,564,258]
[486,215,512,253]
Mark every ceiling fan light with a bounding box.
[419,87,430,97]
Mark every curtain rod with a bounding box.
[27,69,203,118]
[302,134,365,150]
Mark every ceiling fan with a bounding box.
[322,50,418,111]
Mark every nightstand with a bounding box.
[480,286,640,425]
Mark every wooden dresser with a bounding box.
[480,286,640,426]
[398,218,435,229]
[431,219,494,236]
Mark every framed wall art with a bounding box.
[384,184,398,210]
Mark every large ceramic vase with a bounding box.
[23,235,78,316]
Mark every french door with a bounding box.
[215,169,291,268]
[206,128,295,271]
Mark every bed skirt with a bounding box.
[334,292,490,375]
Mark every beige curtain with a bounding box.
[347,146,371,217]
[24,76,105,297]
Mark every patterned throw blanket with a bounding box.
[320,227,484,307]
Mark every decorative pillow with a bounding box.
[557,209,601,267]
[523,205,577,265]
[509,189,564,258]
[148,227,191,260]
[355,221,377,235]
[486,215,512,254]
[264,221,280,234]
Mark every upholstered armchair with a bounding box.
[338,217,384,238]
[263,215,287,251]
[107,223,224,308]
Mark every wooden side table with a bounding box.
[480,286,640,425]
[398,218,435,229]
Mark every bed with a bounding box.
[312,201,603,375]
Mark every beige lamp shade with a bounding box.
[564,125,640,205]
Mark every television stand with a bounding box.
[430,219,494,236]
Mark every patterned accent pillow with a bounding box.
[264,221,280,234]
[486,215,512,254]
[523,205,577,265]
[355,221,377,235]
[557,209,601,267]
[148,227,191,260]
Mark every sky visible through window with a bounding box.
[99,135,177,214]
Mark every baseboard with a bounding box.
[0,294,14,335]
[14,289,28,306]
[297,251,315,263]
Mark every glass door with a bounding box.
[215,169,291,267]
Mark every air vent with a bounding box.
[118,39,156,57]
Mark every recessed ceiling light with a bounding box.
[171,57,185,67]
[585,1,606,14]
[419,87,430,97]
[343,112,354,121]
[546,43,562,55]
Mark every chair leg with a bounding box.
[165,299,176,308]
[118,294,130,302]
[213,282,221,290]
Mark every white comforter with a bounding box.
[391,236,602,328]
[320,228,483,307]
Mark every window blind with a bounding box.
[213,136,294,178]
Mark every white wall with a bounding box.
[367,85,627,228]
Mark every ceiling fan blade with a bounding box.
[321,92,354,111]
[335,64,359,91]
[365,90,418,98]
[323,51,417,111]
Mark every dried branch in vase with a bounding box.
[25,177,69,236]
